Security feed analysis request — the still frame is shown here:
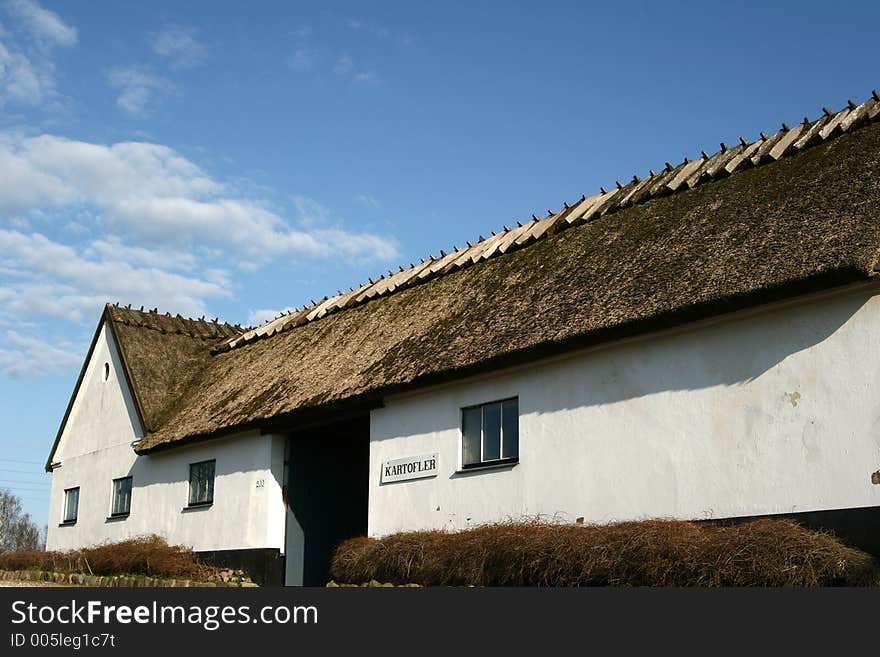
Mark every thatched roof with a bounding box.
[49,92,880,460]
[106,307,242,433]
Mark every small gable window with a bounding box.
[62,487,79,524]
[111,477,132,517]
[102,362,110,382]
[188,460,215,506]
[461,397,519,469]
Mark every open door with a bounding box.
[286,415,370,586]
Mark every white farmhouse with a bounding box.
[46,94,880,585]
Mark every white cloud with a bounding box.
[150,24,208,69]
[107,67,174,118]
[0,330,81,377]
[5,0,77,49]
[0,229,231,322]
[0,131,401,377]
[84,237,198,271]
[246,307,293,327]
[0,133,399,263]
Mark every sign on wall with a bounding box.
[380,453,439,484]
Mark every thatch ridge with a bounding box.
[107,304,243,340]
[216,92,880,354]
[106,306,243,434]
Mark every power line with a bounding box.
[0,458,44,465]
[0,474,49,480]
[0,484,52,493]
[0,478,50,485]
[0,468,47,475]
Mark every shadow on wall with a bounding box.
[372,287,874,441]
[119,434,282,545]
[536,289,873,412]
[123,438,272,490]
[118,437,286,585]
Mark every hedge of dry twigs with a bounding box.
[0,535,219,580]
[330,519,879,587]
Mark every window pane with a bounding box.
[189,461,215,504]
[462,407,482,465]
[205,461,215,502]
[502,398,519,459]
[113,478,132,515]
[189,464,201,503]
[64,488,78,522]
[482,402,501,461]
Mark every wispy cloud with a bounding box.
[150,24,208,69]
[354,193,380,209]
[333,54,379,86]
[346,17,412,46]
[5,0,77,49]
[0,40,54,106]
[107,67,174,118]
[332,54,354,77]
[345,18,390,40]
[291,25,312,39]
[0,0,77,108]
[352,70,379,85]
[0,330,82,377]
[288,23,384,85]
[289,47,317,72]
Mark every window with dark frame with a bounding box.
[62,487,79,523]
[188,460,215,506]
[461,397,519,468]
[111,476,132,516]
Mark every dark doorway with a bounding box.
[287,415,370,586]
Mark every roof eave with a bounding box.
[135,267,878,455]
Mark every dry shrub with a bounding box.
[330,518,878,587]
[0,535,219,580]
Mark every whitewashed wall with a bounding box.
[46,323,288,554]
[368,284,880,537]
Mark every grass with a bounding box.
[331,518,879,587]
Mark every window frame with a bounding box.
[61,486,79,525]
[460,397,520,470]
[110,476,132,518]
[187,459,216,507]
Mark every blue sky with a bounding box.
[1,0,878,532]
